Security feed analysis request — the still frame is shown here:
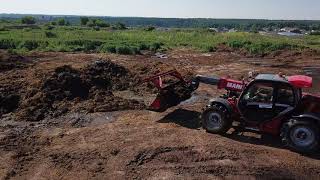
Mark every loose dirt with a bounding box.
[1,48,320,179]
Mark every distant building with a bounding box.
[228,28,237,33]
[280,27,302,34]
[208,28,219,32]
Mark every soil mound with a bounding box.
[83,60,139,90]
[0,92,20,116]
[14,60,146,121]
[0,51,32,72]
[1,58,194,121]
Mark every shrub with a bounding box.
[23,28,32,32]
[64,40,103,52]
[138,43,149,50]
[45,25,55,30]
[44,31,57,38]
[0,26,8,31]
[150,42,163,52]
[21,16,36,24]
[99,44,116,53]
[93,26,100,31]
[112,22,127,30]
[116,46,132,54]
[86,19,110,28]
[0,39,19,49]
[203,45,216,52]
[57,18,66,26]
[227,40,252,49]
[80,17,89,26]
[145,26,156,31]
[95,19,110,28]
[19,40,40,50]
[310,31,320,35]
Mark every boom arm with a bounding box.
[194,75,245,92]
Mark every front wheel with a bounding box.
[281,120,319,153]
[202,104,232,134]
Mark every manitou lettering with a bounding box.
[226,82,243,90]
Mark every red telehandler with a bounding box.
[143,70,320,153]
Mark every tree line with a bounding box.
[2,15,320,31]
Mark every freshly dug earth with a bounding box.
[13,60,150,121]
[1,57,192,121]
[0,50,32,72]
[1,49,320,179]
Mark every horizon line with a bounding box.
[1,13,320,21]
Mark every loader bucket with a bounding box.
[143,70,197,112]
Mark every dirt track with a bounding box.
[1,48,320,179]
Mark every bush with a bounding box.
[138,43,149,50]
[112,22,127,30]
[310,31,320,35]
[227,40,252,49]
[45,25,55,30]
[116,46,132,55]
[80,17,89,26]
[115,45,139,55]
[57,18,66,26]
[23,28,33,32]
[0,39,19,49]
[150,42,164,52]
[99,44,116,53]
[19,40,40,50]
[95,19,110,28]
[203,45,216,52]
[0,26,8,31]
[86,19,110,28]
[93,26,100,31]
[21,16,36,24]
[145,26,156,31]
[44,31,57,38]
[64,40,103,52]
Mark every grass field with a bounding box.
[0,26,320,55]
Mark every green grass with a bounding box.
[0,26,320,55]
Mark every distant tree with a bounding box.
[57,18,66,26]
[87,20,95,27]
[250,24,258,33]
[80,17,89,26]
[51,21,57,26]
[310,31,320,35]
[44,31,56,38]
[95,19,110,27]
[145,26,155,31]
[21,16,36,24]
[113,22,127,30]
[86,19,110,28]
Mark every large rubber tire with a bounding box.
[281,119,319,153]
[202,104,232,134]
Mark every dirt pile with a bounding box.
[0,51,32,72]
[0,92,20,116]
[0,55,195,121]
[14,60,147,121]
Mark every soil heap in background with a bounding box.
[1,58,194,121]
[0,50,32,72]
[15,60,145,121]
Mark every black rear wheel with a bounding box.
[202,104,232,134]
[281,119,319,153]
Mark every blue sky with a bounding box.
[0,0,319,20]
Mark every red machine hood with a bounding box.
[288,75,312,88]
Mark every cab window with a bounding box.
[243,83,274,103]
[276,85,295,106]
